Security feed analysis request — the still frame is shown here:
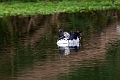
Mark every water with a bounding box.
[56,22,120,80]
[0,12,120,80]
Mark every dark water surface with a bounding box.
[0,13,120,80]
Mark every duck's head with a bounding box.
[59,29,63,33]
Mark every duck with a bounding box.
[57,29,82,48]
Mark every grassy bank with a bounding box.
[0,1,120,18]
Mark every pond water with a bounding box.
[0,12,120,80]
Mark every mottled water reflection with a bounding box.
[0,12,120,80]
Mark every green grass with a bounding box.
[0,1,120,18]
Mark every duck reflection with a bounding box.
[58,46,80,58]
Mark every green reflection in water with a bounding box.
[105,40,120,80]
[0,11,113,79]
